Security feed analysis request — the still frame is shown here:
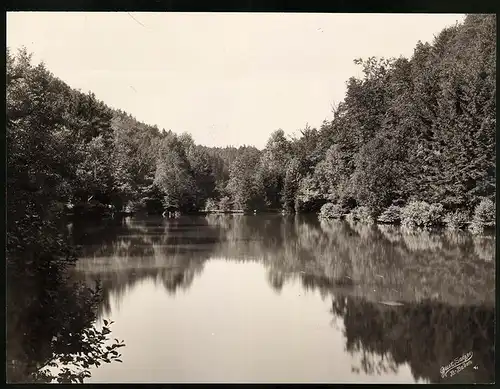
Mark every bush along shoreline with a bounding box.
[319,198,495,234]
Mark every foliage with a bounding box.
[351,136,403,212]
[204,198,218,211]
[347,206,375,223]
[7,255,126,383]
[255,129,292,209]
[298,15,493,219]
[282,157,303,213]
[295,174,325,213]
[377,205,402,224]
[187,145,218,209]
[154,134,197,212]
[473,198,495,227]
[319,203,345,219]
[7,47,126,384]
[31,321,125,383]
[7,15,496,218]
[470,198,495,233]
[400,201,444,228]
[226,147,263,211]
[218,196,232,212]
[443,209,470,230]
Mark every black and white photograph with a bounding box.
[6,11,496,384]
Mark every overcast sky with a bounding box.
[7,12,464,148]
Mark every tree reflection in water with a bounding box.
[330,295,494,383]
[71,214,494,383]
[7,259,125,383]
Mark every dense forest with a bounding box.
[7,14,496,236]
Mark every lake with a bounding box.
[58,215,496,382]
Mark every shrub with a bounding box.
[347,206,374,223]
[469,223,484,235]
[400,201,444,228]
[473,198,495,227]
[319,202,345,219]
[204,198,217,211]
[443,209,470,229]
[218,196,232,212]
[124,200,137,213]
[470,198,495,233]
[377,205,402,224]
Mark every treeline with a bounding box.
[6,46,261,218]
[222,14,495,231]
[7,15,496,232]
[292,14,495,231]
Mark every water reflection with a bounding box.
[331,295,494,383]
[71,216,217,317]
[6,259,124,383]
[72,215,494,383]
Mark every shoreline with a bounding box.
[64,209,495,236]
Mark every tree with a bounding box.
[350,135,404,212]
[154,134,197,212]
[186,146,218,209]
[282,157,303,213]
[257,129,292,209]
[226,147,263,211]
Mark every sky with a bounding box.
[6,12,464,149]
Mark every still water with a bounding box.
[67,215,494,383]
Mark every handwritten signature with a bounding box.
[440,351,474,378]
